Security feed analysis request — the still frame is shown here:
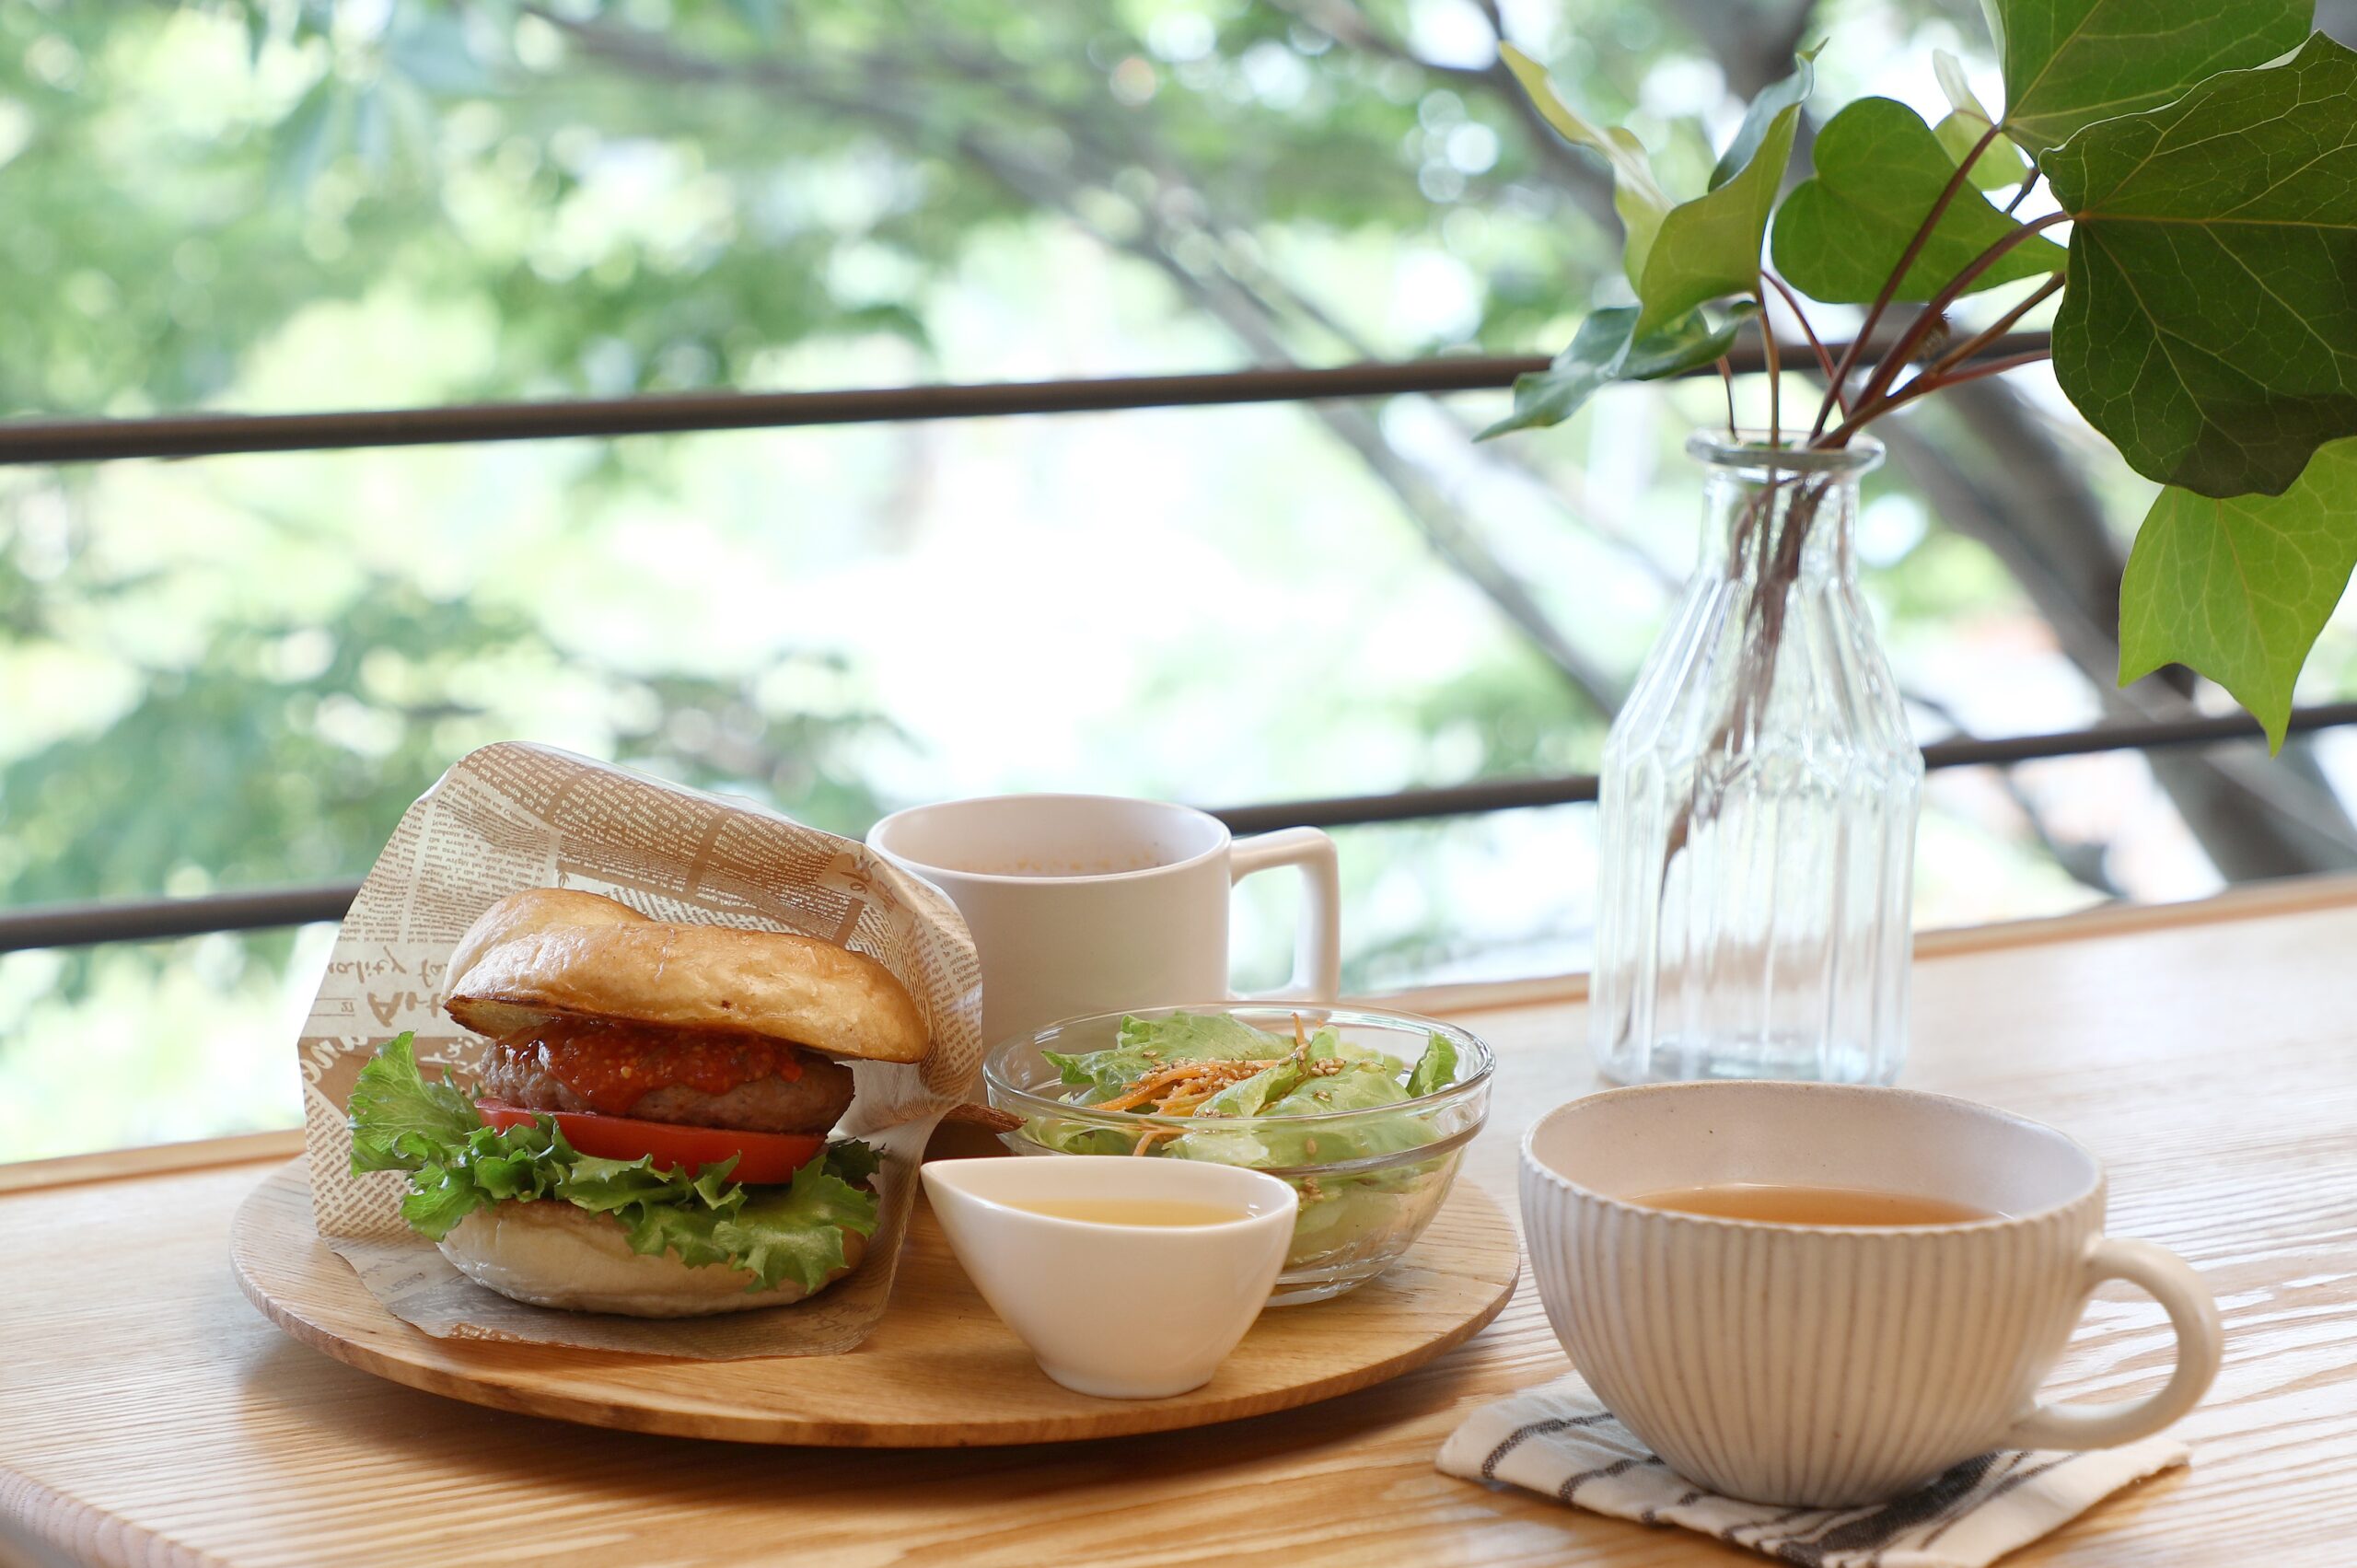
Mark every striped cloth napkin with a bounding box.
[1436,1375,2187,1567]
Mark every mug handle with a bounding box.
[1227,828,1341,1003]
[1999,1237,2223,1451]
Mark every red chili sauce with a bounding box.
[495,1016,802,1116]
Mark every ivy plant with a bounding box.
[1487,2,2357,749]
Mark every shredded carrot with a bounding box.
[1096,1062,1221,1111]
[1097,1044,1330,1121]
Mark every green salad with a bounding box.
[1023,1011,1464,1270]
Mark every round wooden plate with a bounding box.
[231,1160,1520,1446]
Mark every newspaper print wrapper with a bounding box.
[294,741,983,1359]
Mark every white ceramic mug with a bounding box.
[867,794,1341,1045]
[1521,1081,2223,1506]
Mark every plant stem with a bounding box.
[1759,289,1782,447]
[1718,357,1737,438]
[1655,470,1827,888]
[1765,272,1844,414]
[1808,122,2005,442]
[2003,176,2038,215]
[1918,273,2061,383]
[1837,212,2070,436]
[1820,350,2051,444]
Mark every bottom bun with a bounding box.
[436,1200,865,1318]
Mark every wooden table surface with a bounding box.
[6,878,2357,1567]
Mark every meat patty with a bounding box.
[481,1026,856,1135]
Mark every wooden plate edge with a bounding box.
[230,1161,1522,1446]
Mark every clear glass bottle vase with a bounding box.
[1591,432,1921,1086]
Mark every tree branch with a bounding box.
[537,6,1626,712]
[1271,0,1621,230]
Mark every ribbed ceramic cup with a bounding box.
[1521,1082,2223,1506]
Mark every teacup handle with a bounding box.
[1227,828,1341,1003]
[2001,1237,2223,1451]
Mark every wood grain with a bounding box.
[6,879,2357,1565]
[0,1130,302,1198]
[226,1161,1519,1446]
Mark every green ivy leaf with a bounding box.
[1932,51,2031,192]
[2119,439,2357,749]
[1478,306,1739,440]
[1933,114,2030,191]
[1633,54,1811,334]
[2047,33,2357,499]
[1710,46,1817,191]
[1988,0,2312,153]
[1500,44,1674,287]
[1770,98,2065,305]
[1623,303,1752,379]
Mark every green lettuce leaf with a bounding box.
[343,1035,882,1292]
[1021,1014,1465,1272]
[559,1148,745,1215]
[1021,1008,1459,1235]
[399,1164,488,1238]
[1405,1034,1458,1098]
[720,1160,880,1294]
[1042,1011,1291,1103]
[618,1156,880,1295]
[1194,1057,1306,1119]
[1261,1062,1409,1118]
[1116,1009,1290,1061]
[1039,1044,1153,1100]
[1169,1062,1430,1170]
[346,1032,482,1172]
[822,1138,884,1187]
[1022,1120,1139,1157]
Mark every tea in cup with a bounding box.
[1521,1081,2222,1506]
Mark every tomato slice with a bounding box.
[478,1101,824,1185]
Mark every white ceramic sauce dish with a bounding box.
[922,1156,1298,1399]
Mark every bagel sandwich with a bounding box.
[347,889,923,1317]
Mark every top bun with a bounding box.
[444,888,929,1065]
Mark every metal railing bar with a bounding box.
[6,692,2345,955]
[0,885,367,951]
[1215,703,2357,830]
[0,334,2049,467]
[1219,700,2357,832]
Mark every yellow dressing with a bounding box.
[1005,1197,1250,1227]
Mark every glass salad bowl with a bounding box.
[982,1003,1494,1305]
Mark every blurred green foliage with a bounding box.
[4,0,2191,1159]
[2,0,1647,922]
